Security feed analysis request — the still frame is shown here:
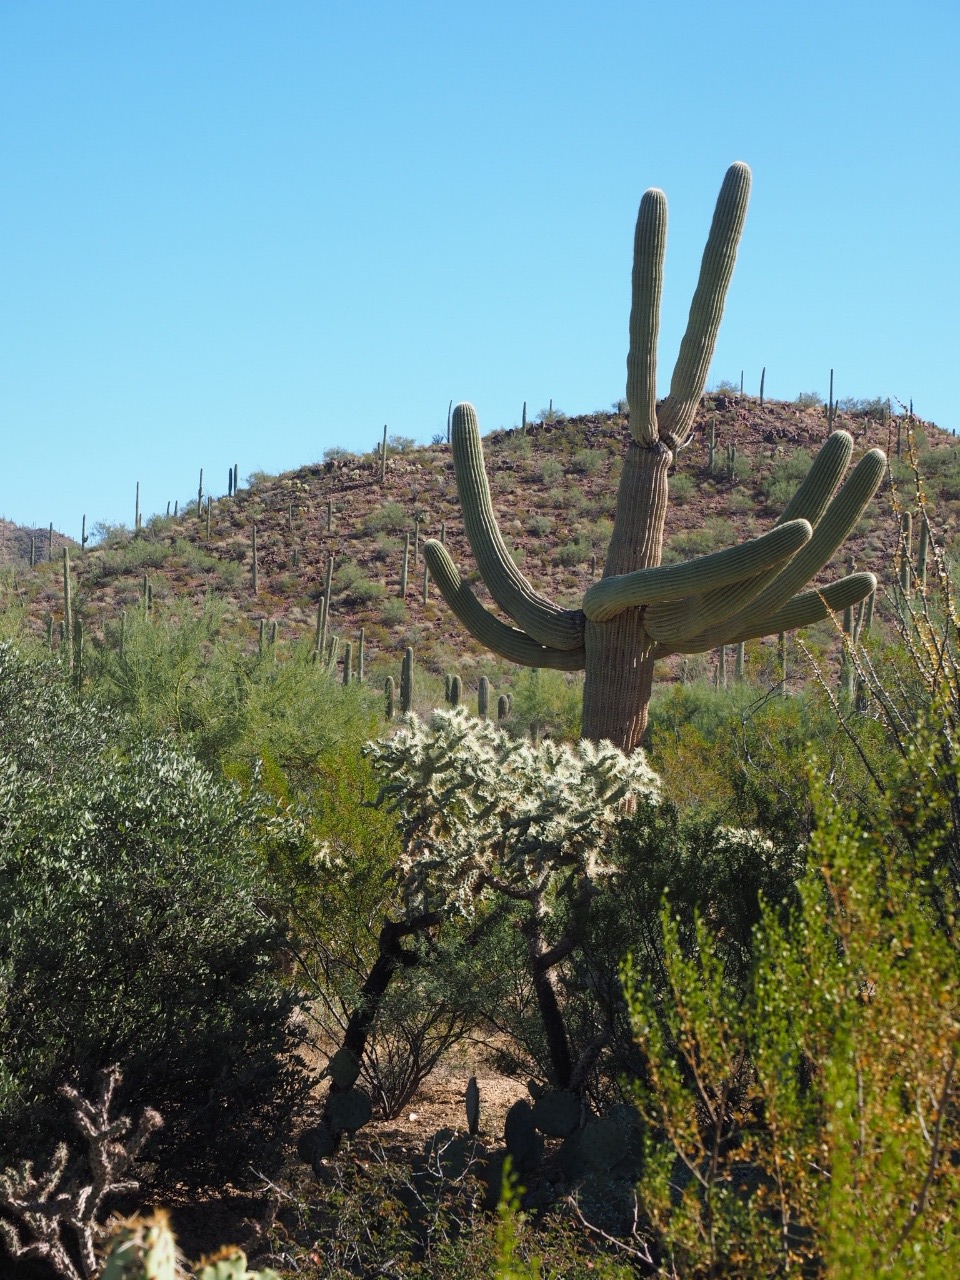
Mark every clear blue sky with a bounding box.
[1,0,958,539]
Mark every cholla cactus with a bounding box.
[0,1067,162,1280]
[366,708,659,919]
[424,163,883,752]
[368,708,659,1089]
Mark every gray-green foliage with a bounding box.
[0,642,309,1182]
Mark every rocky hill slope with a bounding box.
[5,393,956,699]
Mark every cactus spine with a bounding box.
[449,674,462,707]
[384,675,396,719]
[342,641,353,685]
[423,164,882,751]
[477,675,490,719]
[197,467,203,516]
[759,365,765,407]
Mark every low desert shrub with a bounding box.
[0,643,310,1184]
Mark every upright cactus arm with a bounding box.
[643,433,860,645]
[711,448,885,638]
[423,540,586,671]
[625,188,667,447]
[673,571,878,654]
[582,519,811,623]
[776,429,853,527]
[451,404,585,651]
[657,162,752,449]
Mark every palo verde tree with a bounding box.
[424,163,885,751]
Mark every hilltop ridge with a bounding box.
[3,392,955,691]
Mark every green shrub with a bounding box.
[362,502,410,535]
[668,472,695,504]
[526,514,554,537]
[625,751,960,1277]
[0,643,309,1184]
[571,447,605,476]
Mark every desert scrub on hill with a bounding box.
[90,600,379,787]
[0,642,311,1185]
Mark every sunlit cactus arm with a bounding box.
[451,404,585,651]
[715,448,885,635]
[674,571,878,654]
[625,189,667,447]
[643,520,813,643]
[657,162,752,449]
[423,540,586,671]
[776,429,854,527]
[582,519,811,624]
[644,432,860,645]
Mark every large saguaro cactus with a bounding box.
[424,163,884,752]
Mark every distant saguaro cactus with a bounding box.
[400,646,414,713]
[424,163,883,752]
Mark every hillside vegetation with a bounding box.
[2,392,960,1278]
[2,392,955,714]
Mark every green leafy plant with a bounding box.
[0,643,309,1184]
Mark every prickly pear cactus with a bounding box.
[328,1087,373,1133]
[503,1098,543,1174]
[532,1088,580,1138]
[327,1047,362,1089]
[100,1211,179,1280]
[465,1075,480,1136]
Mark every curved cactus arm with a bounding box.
[674,572,878,654]
[423,540,586,671]
[626,189,667,447]
[776,429,854,528]
[647,432,860,646]
[714,449,886,635]
[451,403,584,651]
[583,518,811,624]
[646,563,790,647]
[658,162,752,449]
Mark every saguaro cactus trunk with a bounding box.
[424,163,884,753]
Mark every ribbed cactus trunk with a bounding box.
[582,443,670,750]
